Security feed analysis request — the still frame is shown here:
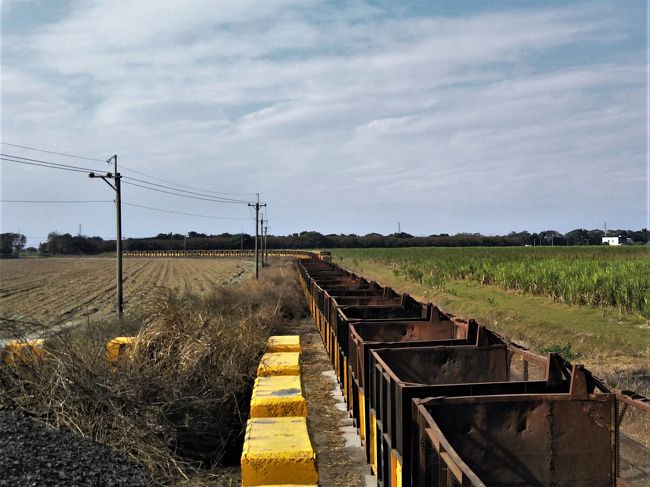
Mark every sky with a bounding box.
[1,0,648,247]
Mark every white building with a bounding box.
[602,236,632,245]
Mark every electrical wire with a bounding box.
[1,142,257,199]
[0,153,102,173]
[0,141,108,162]
[0,156,93,174]
[2,199,250,219]
[2,155,257,204]
[121,175,251,203]
[119,164,257,197]
[122,202,252,220]
[121,180,252,204]
[1,200,113,203]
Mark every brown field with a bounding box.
[0,257,253,332]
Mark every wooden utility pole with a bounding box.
[89,154,123,316]
[248,194,266,280]
[263,222,269,265]
[260,215,265,268]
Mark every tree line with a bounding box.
[2,228,647,257]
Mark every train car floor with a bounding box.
[282,319,376,487]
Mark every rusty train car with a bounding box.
[297,257,649,487]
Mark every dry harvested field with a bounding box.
[0,257,253,333]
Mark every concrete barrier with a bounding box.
[241,335,318,486]
[250,375,307,418]
[241,417,318,486]
[266,335,301,353]
[2,339,45,366]
[106,337,137,364]
[257,352,301,377]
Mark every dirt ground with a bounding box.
[0,257,253,333]
[282,319,371,487]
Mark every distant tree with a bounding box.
[507,231,532,245]
[587,229,605,244]
[539,230,564,246]
[564,228,589,245]
[0,233,27,257]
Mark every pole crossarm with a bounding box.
[89,154,123,316]
[248,196,267,280]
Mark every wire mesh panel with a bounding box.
[506,347,548,381]
[617,393,650,486]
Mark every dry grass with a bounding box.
[0,259,305,485]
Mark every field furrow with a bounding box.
[0,257,252,333]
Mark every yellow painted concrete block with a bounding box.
[106,336,137,364]
[266,335,301,353]
[2,339,45,366]
[391,449,403,487]
[257,352,301,377]
[241,417,318,486]
[250,376,307,418]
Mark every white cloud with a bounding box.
[1,1,646,240]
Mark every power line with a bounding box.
[0,155,93,174]
[1,141,254,196]
[2,155,254,205]
[122,202,253,220]
[0,153,101,173]
[1,199,251,219]
[121,175,251,203]
[1,200,113,203]
[121,180,251,204]
[1,142,257,198]
[0,142,107,162]
[2,153,101,171]
[119,164,257,197]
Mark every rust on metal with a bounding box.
[295,257,648,487]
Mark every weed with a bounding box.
[0,260,304,484]
[538,343,580,360]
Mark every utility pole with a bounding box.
[248,193,266,280]
[89,154,123,317]
[260,215,265,268]
[264,222,269,265]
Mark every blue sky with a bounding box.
[1,0,648,246]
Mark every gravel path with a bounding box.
[0,409,151,486]
[286,320,373,487]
